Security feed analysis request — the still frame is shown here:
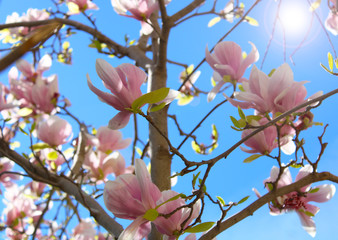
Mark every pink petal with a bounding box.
[118,216,149,240]
[208,81,225,102]
[108,111,132,130]
[96,59,123,94]
[306,184,336,203]
[135,159,161,210]
[87,74,125,110]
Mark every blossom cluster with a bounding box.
[0,8,49,43]
[254,165,336,237]
[206,41,322,156]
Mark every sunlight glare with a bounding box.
[279,1,309,37]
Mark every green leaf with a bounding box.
[47,151,58,160]
[328,52,334,71]
[243,154,263,163]
[208,17,221,27]
[192,172,201,188]
[185,222,215,233]
[304,211,315,217]
[320,63,333,74]
[143,209,159,221]
[238,195,250,204]
[268,68,276,77]
[216,196,225,206]
[237,119,246,128]
[19,127,28,136]
[150,102,166,112]
[31,143,50,151]
[230,116,240,128]
[238,106,246,120]
[309,188,320,193]
[245,16,259,26]
[156,193,184,209]
[246,115,262,123]
[131,88,170,111]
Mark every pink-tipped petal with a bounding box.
[108,111,132,130]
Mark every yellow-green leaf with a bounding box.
[131,87,170,111]
[18,108,33,117]
[245,16,259,26]
[328,52,334,71]
[185,222,215,233]
[47,151,58,161]
[243,154,263,163]
[191,141,201,154]
[208,17,221,27]
[309,0,321,12]
[143,209,159,221]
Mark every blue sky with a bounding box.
[0,0,338,239]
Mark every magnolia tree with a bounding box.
[0,0,338,239]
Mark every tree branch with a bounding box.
[200,171,338,239]
[0,139,124,238]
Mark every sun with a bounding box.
[278,0,311,37]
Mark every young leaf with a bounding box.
[131,87,170,111]
[238,195,250,204]
[18,108,33,117]
[328,52,334,71]
[245,16,259,26]
[230,116,240,128]
[192,172,201,188]
[308,188,320,193]
[31,143,50,151]
[143,209,159,221]
[185,222,215,233]
[208,17,221,27]
[238,106,246,120]
[216,196,225,206]
[47,151,58,160]
[191,141,202,154]
[150,102,166,112]
[309,0,321,12]
[243,154,263,163]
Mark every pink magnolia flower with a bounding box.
[72,219,96,240]
[227,64,322,115]
[37,115,72,147]
[3,185,36,228]
[66,0,99,15]
[31,75,59,113]
[83,151,134,183]
[0,12,22,43]
[19,9,50,36]
[16,54,52,81]
[206,41,259,102]
[263,165,336,237]
[0,83,16,111]
[153,190,201,239]
[325,11,338,36]
[87,59,146,129]
[86,126,131,153]
[9,57,59,113]
[0,158,21,189]
[111,0,171,35]
[241,118,295,155]
[104,158,162,239]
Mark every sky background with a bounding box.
[0,0,338,239]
